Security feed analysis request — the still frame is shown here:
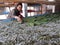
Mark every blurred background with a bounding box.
[0,0,60,20]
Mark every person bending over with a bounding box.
[7,3,23,23]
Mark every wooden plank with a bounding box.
[0,0,60,6]
[0,0,4,2]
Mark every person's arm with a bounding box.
[7,9,15,18]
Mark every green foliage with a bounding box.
[23,13,60,26]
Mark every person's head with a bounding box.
[15,3,22,11]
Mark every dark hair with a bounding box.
[15,3,22,9]
[16,3,22,7]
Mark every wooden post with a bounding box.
[41,5,42,14]
[46,4,47,13]
[52,5,55,13]
[22,3,27,17]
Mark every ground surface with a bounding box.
[0,13,60,45]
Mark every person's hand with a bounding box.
[14,16,23,23]
[14,16,20,19]
[19,15,21,17]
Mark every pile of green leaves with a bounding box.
[23,13,60,26]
